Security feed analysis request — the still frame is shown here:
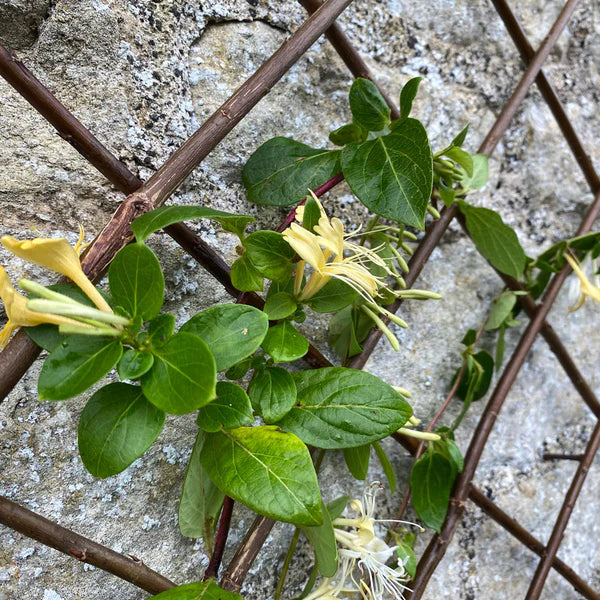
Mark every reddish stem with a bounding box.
[203,496,235,580]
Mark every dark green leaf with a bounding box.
[243,137,341,207]
[200,426,322,526]
[180,304,268,372]
[264,292,298,320]
[230,255,264,292]
[197,382,253,432]
[460,203,526,278]
[451,124,470,148]
[147,313,175,348]
[410,451,455,533]
[444,146,473,177]
[179,430,225,545]
[460,154,488,191]
[399,76,422,120]
[343,444,370,480]
[301,502,338,577]
[243,231,297,281]
[302,193,322,234]
[131,205,255,243]
[78,382,165,477]
[278,367,412,449]
[149,581,241,600]
[108,244,164,321]
[262,322,309,363]
[461,328,477,346]
[455,350,494,402]
[304,279,358,313]
[248,366,297,423]
[349,78,391,132]
[342,119,433,229]
[329,122,366,146]
[225,358,252,381]
[484,290,517,330]
[38,336,123,400]
[117,348,154,380]
[372,440,397,493]
[141,332,216,414]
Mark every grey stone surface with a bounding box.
[1,0,599,599]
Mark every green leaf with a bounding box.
[264,292,298,320]
[459,203,526,278]
[149,581,241,600]
[445,439,464,473]
[108,243,164,321]
[396,541,417,579]
[147,313,176,348]
[117,348,154,380]
[243,137,341,207]
[349,78,391,132]
[451,124,470,148]
[461,328,477,346]
[261,321,309,363]
[455,350,494,402]
[197,382,253,432]
[248,366,297,423]
[179,430,225,545]
[496,324,506,370]
[78,382,165,477]
[243,231,297,281]
[304,279,358,313]
[460,154,488,190]
[326,495,350,520]
[342,119,433,229]
[484,290,517,331]
[302,193,322,233]
[131,205,255,243]
[200,426,322,526]
[399,76,422,120]
[372,440,397,493]
[230,255,264,292]
[438,184,456,208]
[141,332,216,414]
[38,336,123,400]
[225,358,251,381]
[180,304,269,372]
[410,451,455,533]
[301,502,338,577]
[444,146,473,177]
[328,306,364,361]
[329,123,366,146]
[343,444,370,480]
[278,367,412,449]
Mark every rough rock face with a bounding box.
[1,1,599,599]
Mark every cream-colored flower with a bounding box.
[282,193,392,302]
[565,252,600,312]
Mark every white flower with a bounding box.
[565,252,600,312]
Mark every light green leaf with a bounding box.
[108,243,164,321]
[460,203,526,278]
[131,205,255,243]
[200,426,322,526]
[243,137,341,207]
[264,292,298,320]
[396,541,417,579]
[38,336,123,400]
[149,581,241,600]
[451,124,470,148]
[342,119,433,229]
[248,366,297,423]
[230,255,264,292]
[141,332,216,414]
[197,382,253,432]
[243,231,297,281]
[444,146,473,177]
[399,76,422,120]
[278,368,412,449]
[349,78,391,132]
[261,321,309,363]
[484,290,517,331]
[78,382,165,478]
[461,154,488,191]
[329,123,366,146]
[180,304,269,372]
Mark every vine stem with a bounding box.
[203,496,235,581]
[274,528,301,600]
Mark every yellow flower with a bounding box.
[282,193,390,302]
[1,233,111,313]
[565,253,600,312]
[0,267,91,349]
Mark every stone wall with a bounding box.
[0,0,599,598]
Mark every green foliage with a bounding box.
[349,78,391,132]
[304,279,357,313]
[248,366,297,423]
[342,119,433,229]
[147,313,176,348]
[117,348,154,380]
[196,382,253,432]
[178,431,225,547]
[454,350,494,402]
[343,444,370,480]
[301,502,339,577]
[200,426,322,526]
[149,581,241,600]
[38,336,123,400]
[278,368,412,449]
[302,193,323,232]
[108,243,164,321]
[461,154,488,190]
[372,440,397,493]
[141,332,216,414]
[329,123,365,146]
[230,254,264,292]
[78,383,165,477]
[180,304,269,372]
[399,77,422,119]
[243,137,341,207]
[263,292,298,320]
[261,321,309,363]
[396,539,417,579]
[243,231,297,281]
[484,290,518,331]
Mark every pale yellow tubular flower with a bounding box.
[1,234,112,314]
[0,267,91,349]
[565,253,600,311]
